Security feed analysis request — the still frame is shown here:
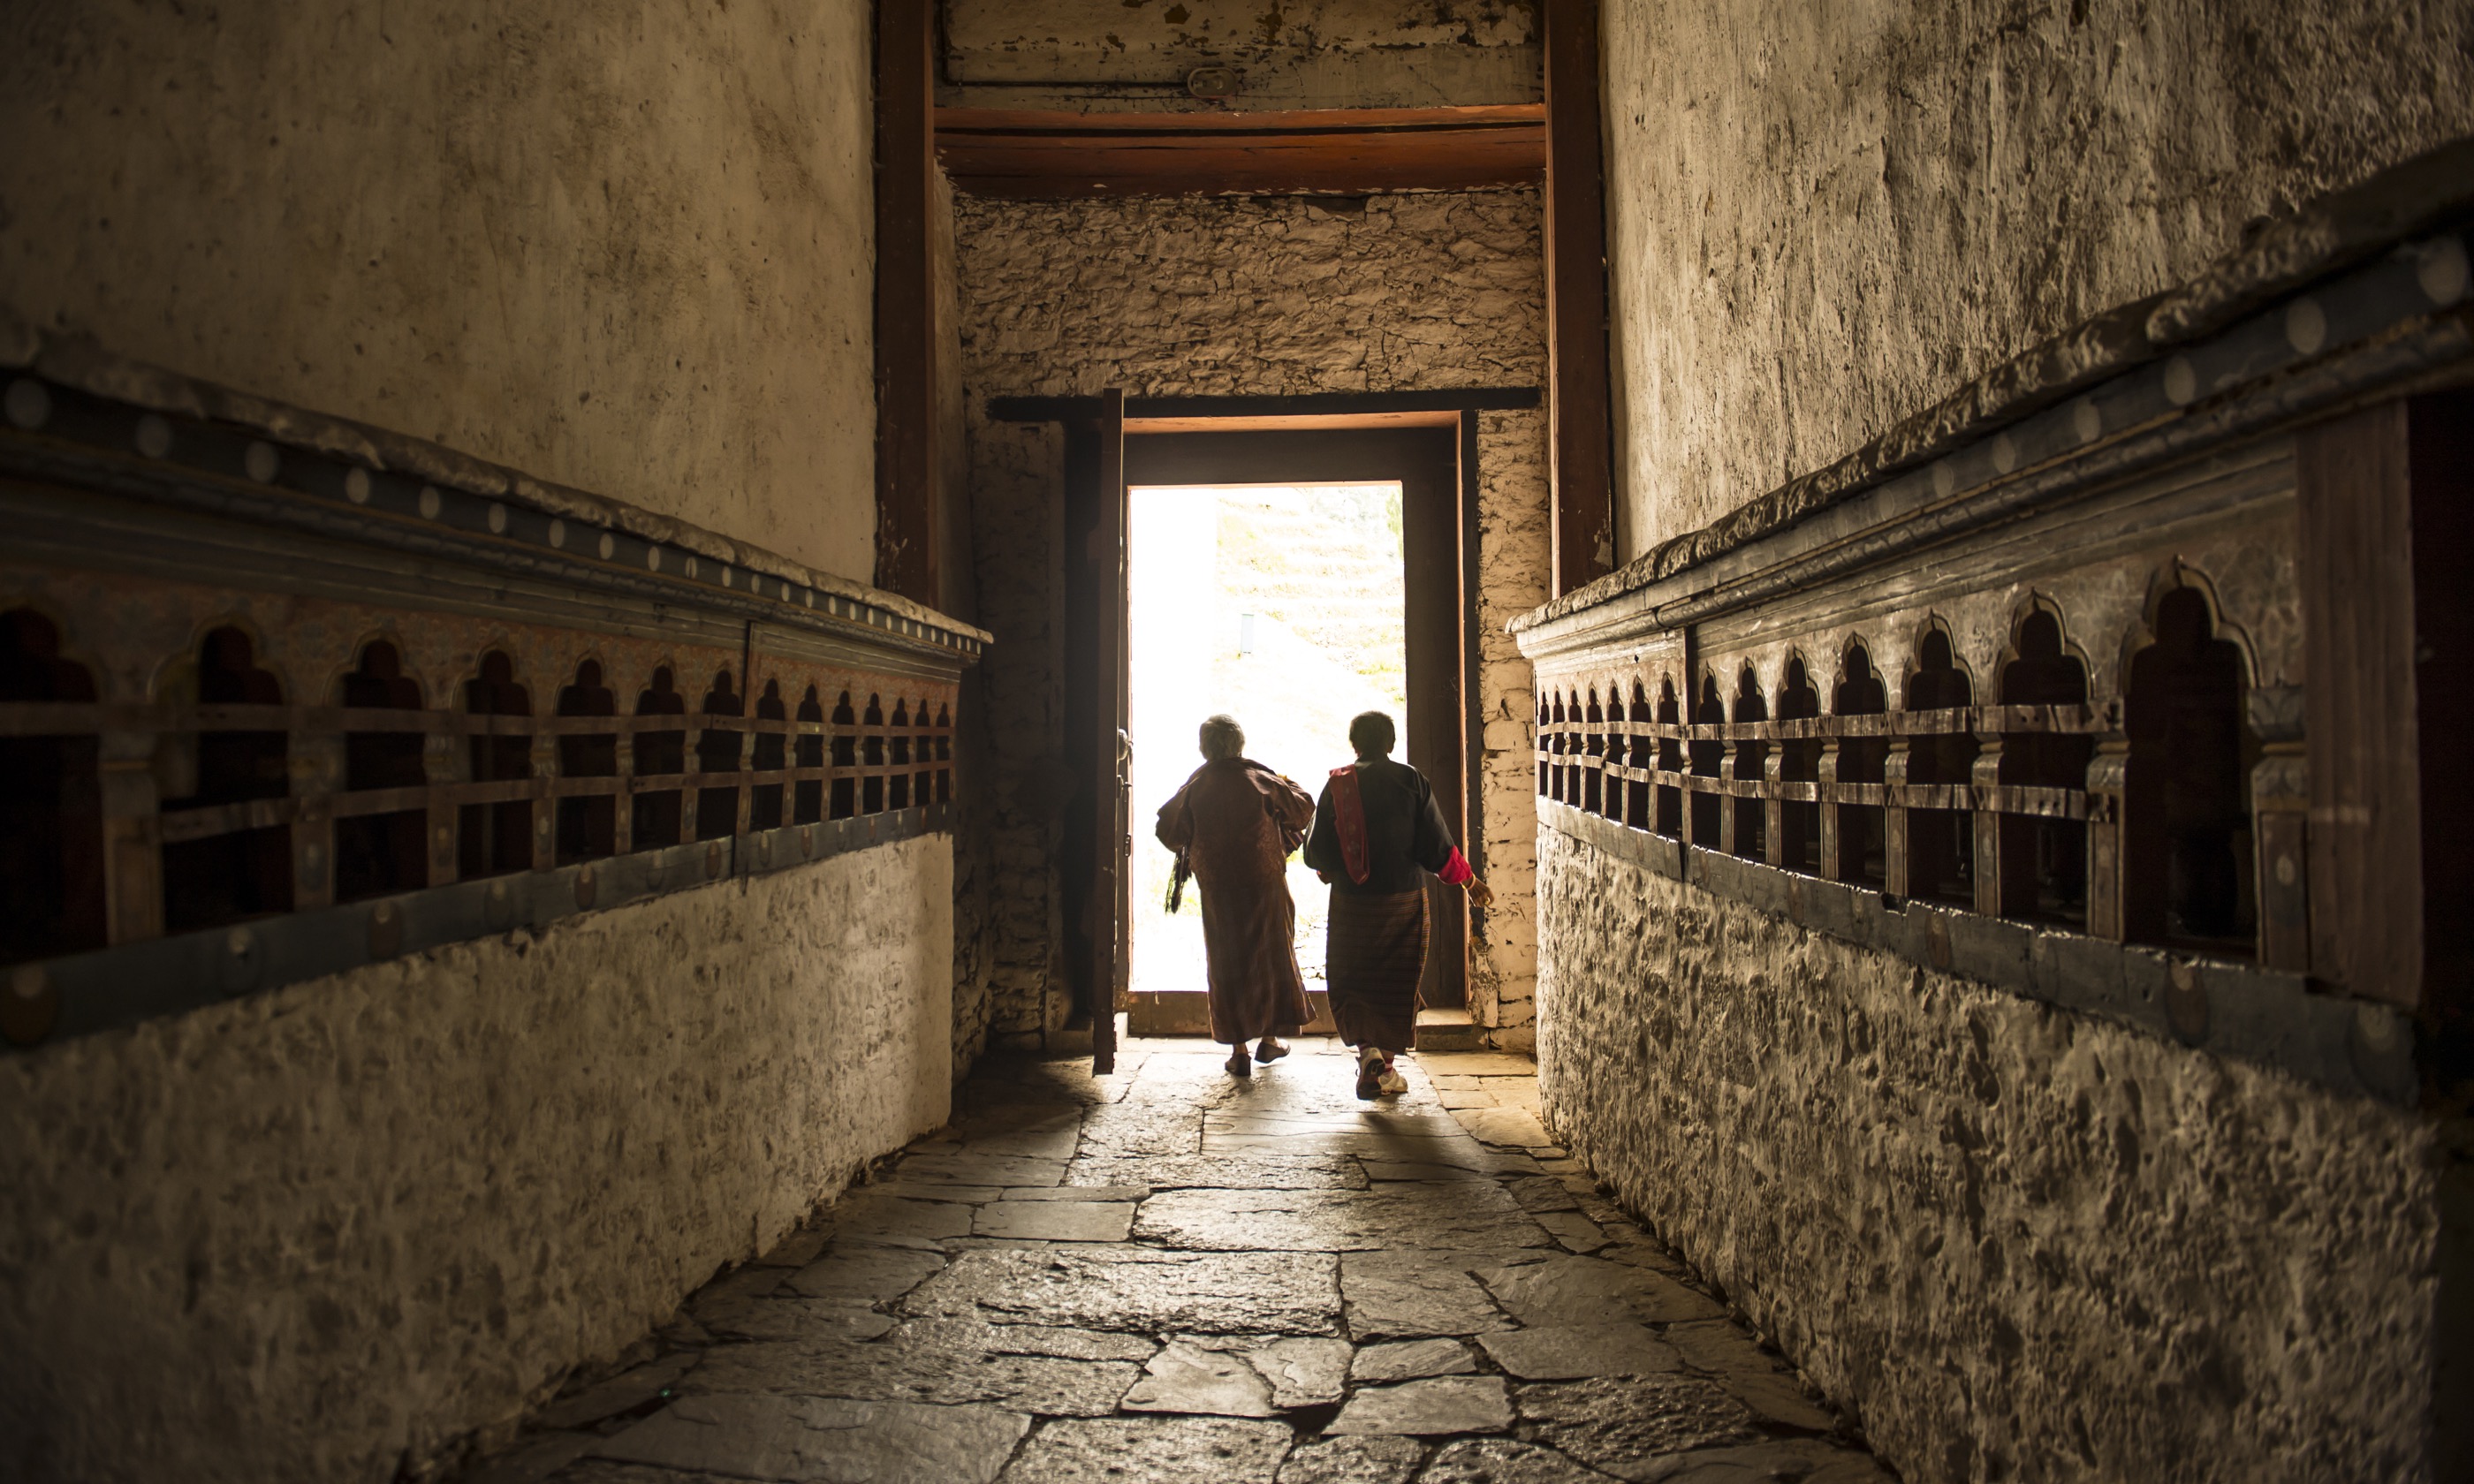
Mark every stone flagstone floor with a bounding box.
[459,1039,1892,1484]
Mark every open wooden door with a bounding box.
[1090,390,1130,1074]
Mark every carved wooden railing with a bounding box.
[0,337,985,1051]
[1515,158,2474,1105]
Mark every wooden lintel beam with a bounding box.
[1543,0,1615,596]
[873,0,938,605]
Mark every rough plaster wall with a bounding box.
[956,190,1549,1045]
[1600,0,2474,554]
[0,837,954,1484]
[1,0,879,582]
[1534,829,2438,1484]
[1470,408,1548,1047]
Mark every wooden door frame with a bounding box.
[1116,424,1476,1011]
[1006,390,1537,1046]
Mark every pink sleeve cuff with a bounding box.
[1439,848,1474,886]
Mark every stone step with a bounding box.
[1414,1007,1488,1053]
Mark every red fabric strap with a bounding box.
[1438,848,1474,886]
[1328,764,1371,885]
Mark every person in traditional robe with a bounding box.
[1304,709,1492,1099]
[1155,714,1318,1078]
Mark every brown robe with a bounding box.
[1155,757,1317,1046]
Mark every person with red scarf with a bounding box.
[1303,710,1492,1099]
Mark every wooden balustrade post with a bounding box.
[1970,733,2021,917]
[528,728,558,870]
[423,728,463,887]
[2250,687,2310,972]
[2083,734,2131,940]
[1882,737,1913,899]
[727,722,756,841]
[611,721,638,857]
[1817,737,1845,881]
[1763,747,1787,867]
[98,728,164,943]
[292,727,344,911]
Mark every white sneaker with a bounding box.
[1376,1062,1408,1096]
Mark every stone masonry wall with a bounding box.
[954,190,1551,1048]
[1,0,881,583]
[1471,408,1549,1047]
[1600,0,2474,555]
[0,837,954,1484]
[1535,826,2438,1484]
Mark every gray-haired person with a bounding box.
[1155,715,1318,1078]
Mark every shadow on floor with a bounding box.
[455,1038,1892,1484]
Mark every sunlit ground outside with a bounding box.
[1128,483,1406,999]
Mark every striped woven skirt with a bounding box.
[1325,887,1427,1052]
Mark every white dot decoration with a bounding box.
[487,502,508,534]
[802,589,814,608]
[1992,434,2018,475]
[345,467,372,504]
[598,532,616,559]
[4,379,51,430]
[2285,297,2326,357]
[2419,236,2470,307]
[136,414,172,458]
[548,518,566,547]
[2163,356,2197,405]
[417,486,443,519]
[244,442,281,483]
[721,567,733,588]
[647,547,663,572]
[2073,398,2103,445]
[683,556,698,579]
[1930,463,1955,499]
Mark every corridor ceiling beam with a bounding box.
[1543,0,1616,597]
[874,0,941,605]
[933,105,1545,198]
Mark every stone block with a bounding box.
[905,1246,1345,1336]
[1476,1323,1681,1380]
[593,1394,1026,1484]
[1121,1341,1276,1417]
[995,1416,1294,1484]
[1325,1376,1512,1437]
[1274,1435,1426,1484]
[1513,1376,1759,1480]
[973,1201,1136,1243]
[1352,1337,1479,1382]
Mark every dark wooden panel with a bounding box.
[2408,390,2474,1056]
[2297,403,2422,1008]
[874,0,940,603]
[1093,391,1128,1074]
[1543,0,1615,597]
[936,105,1544,198]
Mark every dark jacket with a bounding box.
[1304,756,1461,896]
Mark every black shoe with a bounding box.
[1226,1048,1252,1078]
[1255,1037,1290,1064]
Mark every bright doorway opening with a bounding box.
[1127,482,1407,1003]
